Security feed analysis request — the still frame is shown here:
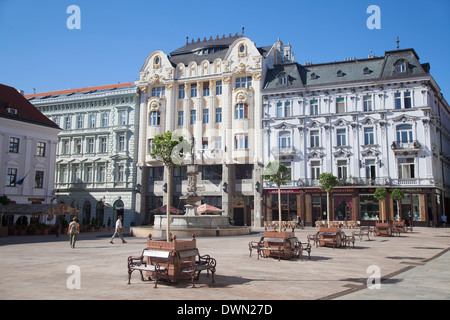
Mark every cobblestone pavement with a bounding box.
[0,226,449,300]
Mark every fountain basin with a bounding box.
[132,215,252,237]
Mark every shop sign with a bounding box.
[266,189,301,194]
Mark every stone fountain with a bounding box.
[150,137,251,238]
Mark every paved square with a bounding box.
[0,227,449,300]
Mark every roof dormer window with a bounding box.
[363,67,371,74]
[397,62,406,73]
[279,73,287,85]
[311,73,318,80]
[337,70,344,77]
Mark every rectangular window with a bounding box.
[276,102,283,118]
[178,111,184,126]
[336,129,346,146]
[404,91,412,109]
[190,110,196,124]
[90,114,96,128]
[215,108,222,123]
[363,95,373,112]
[216,81,222,95]
[9,137,20,153]
[364,127,374,145]
[311,161,320,180]
[150,111,160,126]
[35,171,45,187]
[190,84,197,98]
[310,99,319,115]
[36,142,46,157]
[60,166,68,183]
[365,159,376,180]
[310,130,319,147]
[395,92,402,109]
[235,104,248,119]
[234,134,248,149]
[202,109,209,124]
[7,168,17,186]
[98,165,106,182]
[215,137,222,150]
[62,140,70,155]
[336,97,345,114]
[235,76,252,89]
[117,165,125,182]
[72,166,80,183]
[64,117,71,130]
[201,165,222,181]
[398,158,415,179]
[203,82,210,96]
[149,166,164,181]
[118,135,126,152]
[85,166,93,183]
[151,86,165,98]
[278,132,291,148]
[235,164,253,179]
[178,85,185,99]
[102,113,109,127]
[77,115,84,129]
[120,111,127,125]
[87,138,94,153]
[99,137,107,153]
[74,139,82,154]
[337,160,347,180]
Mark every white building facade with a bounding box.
[1,84,61,208]
[135,32,286,227]
[26,83,141,228]
[262,47,449,227]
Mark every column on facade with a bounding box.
[252,72,263,227]
[221,76,232,217]
[165,82,174,132]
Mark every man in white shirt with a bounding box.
[109,215,127,244]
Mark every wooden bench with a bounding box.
[177,248,217,288]
[352,226,370,241]
[127,249,171,288]
[375,223,393,236]
[262,237,287,261]
[393,222,407,234]
[248,236,264,259]
[317,227,342,248]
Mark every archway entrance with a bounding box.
[113,199,125,224]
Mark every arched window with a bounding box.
[396,124,413,143]
[96,201,104,226]
[83,201,91,225]
[113,199,125,224]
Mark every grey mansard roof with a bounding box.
[168,33,271,66]
[263,48,431,91]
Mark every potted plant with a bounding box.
[374,187,389,223]
[318,173,339,227]
[107,217,112,231]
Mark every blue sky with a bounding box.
[1,0,449,98]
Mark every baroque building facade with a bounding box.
[135,32,287,227]
[26,83,140,228]
[262,46,449,227]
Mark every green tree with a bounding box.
[318,173,339,226]
[264,161,290,232]
[374,187,389,222]
[149,131,188,241]
[390,188,404,221]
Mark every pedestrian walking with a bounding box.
[110,215,127,244]
[68,217,79,248]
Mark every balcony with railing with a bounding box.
[391,140,421,152]
[270,146,299,158]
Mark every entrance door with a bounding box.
[233,208,244,226]
[113,200,125,224]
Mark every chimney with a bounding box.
[284,42,292,62]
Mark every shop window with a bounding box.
[235,164,253,179]
[359,194,379,221]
